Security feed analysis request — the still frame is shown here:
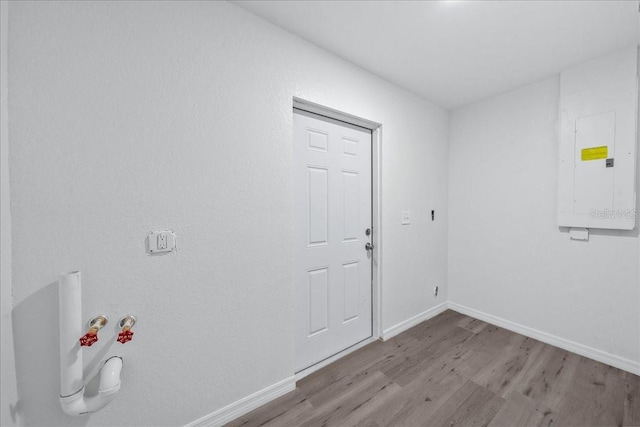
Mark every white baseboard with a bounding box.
[381,302,448,341]
[184,376,296,427]
[447,301,640,376]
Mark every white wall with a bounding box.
[6,1,448,425]
[1,1,20,426]
[448,74,640,370]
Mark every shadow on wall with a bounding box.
[11,280,117,426]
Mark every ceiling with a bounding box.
[233,1,639,110]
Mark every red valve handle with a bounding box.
[79,328,99,346]
[117,328,134,344]
[117,315,136,344]
[79,316,107,347]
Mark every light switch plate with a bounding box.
[401,211,411,225]
[148,230,176,254]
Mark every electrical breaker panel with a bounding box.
[558,47,638,230]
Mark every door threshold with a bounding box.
[294,336,376,382]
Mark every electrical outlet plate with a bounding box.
[148,230,176,254]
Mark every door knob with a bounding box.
[365,242,374,251]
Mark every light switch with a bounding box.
[148,230,176,254]
[401,211,411,225]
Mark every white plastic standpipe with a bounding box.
[58,271,123,415]
[59,271,84,398]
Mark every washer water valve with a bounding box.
[117,315,136,344]
[79,315,108,347]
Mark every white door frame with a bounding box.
[292,97,383,380]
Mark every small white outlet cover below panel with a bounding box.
[401,211,411,225]
[148,230,176,254]
[569,227,589,241]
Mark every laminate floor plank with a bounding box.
[316,376,401,427]
[228,389,312,427]
[405,310,466,344]
[457,316,490,334]
[516,345,580,404]
[424,380,504,427]
[356,340,479,426]
[382,326,475,386]
[486,391,547,427]
[623,371,640,426]
[298,370,401,427]
[449,325,516,380]
[226,310,639,427]
[302,363,390,409]
[298,333,420,399]
[547,357,625,427]
[367,371,468,427]
[472,335,545,398]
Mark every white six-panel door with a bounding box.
[293,109,372,373]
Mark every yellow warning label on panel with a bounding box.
[581,146,608,161]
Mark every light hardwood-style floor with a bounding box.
[228,310,640,427]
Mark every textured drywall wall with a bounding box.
[448,75,640,366]
[1,2,20,426]
[7,1,448,425]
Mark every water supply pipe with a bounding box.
[58,271,123,415]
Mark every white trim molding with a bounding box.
[292,97,381,131]
[184,376,296,427]
[371,125,383,343]
[381,302,448,341]
[1,2,20,426]
[448,302,640,376]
